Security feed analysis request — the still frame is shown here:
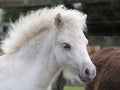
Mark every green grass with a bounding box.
[0,49,4,56]
[64,86,84,90]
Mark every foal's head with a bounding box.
[54,12,96,82]
[1,5,96,83]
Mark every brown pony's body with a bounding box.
[85,48,120,90]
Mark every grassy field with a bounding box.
[64,86,84,90]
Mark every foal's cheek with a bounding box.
[54,47,64,61]
[55,47,70,67]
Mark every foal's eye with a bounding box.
[62,43,71,50]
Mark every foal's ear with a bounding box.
[82,14,87,21]
[55,13,62,29]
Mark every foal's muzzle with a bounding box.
[78,66,96,82]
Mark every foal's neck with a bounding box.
[13,30,60,89]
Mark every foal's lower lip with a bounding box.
[78,73,85,82]
[78,73,91,82]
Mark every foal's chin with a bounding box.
[77,72,96,83]
[78,75,94,83]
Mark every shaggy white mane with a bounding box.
[1,5,87,54]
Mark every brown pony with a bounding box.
[85,48,120,90]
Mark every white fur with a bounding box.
[1,5,86,54]
[0,5,96,90]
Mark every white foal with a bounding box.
[0,5,96,90]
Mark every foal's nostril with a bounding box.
[85,69,90,76]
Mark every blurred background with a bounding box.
[0,0,120,90]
